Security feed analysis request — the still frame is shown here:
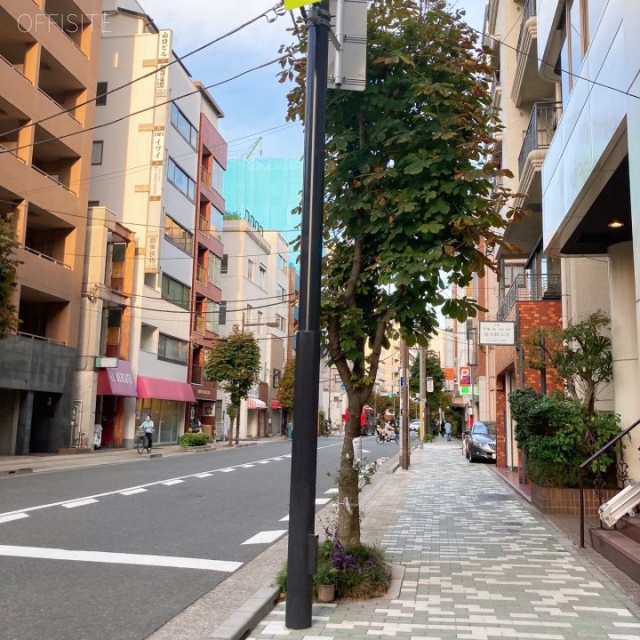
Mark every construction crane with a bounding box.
[245,137,263,159]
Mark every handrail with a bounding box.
[578,416,640,547]
[23,245,71,269]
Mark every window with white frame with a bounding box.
[258,265,266,289]
[247,259,255,281]
[170,103,198,147]
[158,333,188,364]
[277,284,287,301]
[91,141,104,165]
[167,157,196,200]
[276,314,286,332]
[277,254,288,273]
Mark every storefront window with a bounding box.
[136,398,182,444]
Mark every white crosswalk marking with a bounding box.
[0,545,243,572]
[242,530,287,545]
[315,498,331,505]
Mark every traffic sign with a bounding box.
[285,0,320,10]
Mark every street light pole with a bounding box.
[285,0,330,630]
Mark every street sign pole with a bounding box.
[285,0,330,630]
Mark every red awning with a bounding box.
[137,376,196,402]
[97,360,137,397]
[246,398,267,409]
[271,399,282,409]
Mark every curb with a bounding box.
[206,586,281,640]
[0,467,33,476]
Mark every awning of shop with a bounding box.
[247,398,267,409]
[97,360,137,397]
[270,399,282,409]
[137,376,196,402]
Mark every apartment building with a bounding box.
[0,0,101,454]
[86,0,210,447]
[535,0,640,475]
[218,214,291,439]
[483,0,611,473]
[188,82,226,437]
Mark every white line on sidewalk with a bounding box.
[0,545,243,572]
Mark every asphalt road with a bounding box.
[0,435,393,640]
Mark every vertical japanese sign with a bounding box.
[145,233,159,273]
[156,30,171,96]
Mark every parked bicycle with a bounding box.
[136,428,150,454]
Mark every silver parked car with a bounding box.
[463,422,496,463]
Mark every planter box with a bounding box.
[530,483,618,517]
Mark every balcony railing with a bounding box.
[198,215,210,237]
[200,166,212,189]
[31,164,77,195]
[497,273,562,321]
[191,364,203,385]
[15,331,65,346]
[518,101,562,177]
[0,52,31,83]
[196,264,207,285]
[23,245,71,269]
[516,0,537,54]
[0,142,26,164]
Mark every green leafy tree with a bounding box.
[205,326,261,446]
[409,349,447,431]
[280,0,518,546]
[0,215,19,338]
[525,310,613,415]
[277,357,296,435]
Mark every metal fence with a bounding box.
[497,273,562,321]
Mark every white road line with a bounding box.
[0,545,243,573]
[0,451,291,519]
[242,530,287,545]
[324,488,339,495]
[120,488,147,496]
[256,460,270,464]
[0,513,29,524]
[279,515,289,521]
[162,480,184,486]
[62,499,99,509]
[240,464,255,468]
[195,473,213,478]
[315,498,331,505]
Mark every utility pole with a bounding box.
[419,347,425,447]
[400,338,410,469]
[285,0,330,630]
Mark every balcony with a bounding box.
[196,264,208,285]
[200,165,212,189]
[24,203,74,268]
[198,214,210,238]
[37,47,85,124]
[497,273,562,321]
[512,0,556,106]
[517,102,562,204]
[43,0,91,54]
[31,124,81,195]
[194,315,205,335]
[191,364,203,385]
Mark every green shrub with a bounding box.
[509,387,621,488]
[179,432,210,447]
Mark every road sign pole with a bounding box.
[285,0,330,630]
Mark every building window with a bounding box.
[170,103,198,147]
[219,300,227,325]
[161,273,191,309]
[164,214,193,255]
[272,369,281,389]
[247,259,255,281]
[208,254,221,287]
[96,82,108,106]
[221,253,228,274]
[277,254,288,273]
[257,311,264,335]
[158,333,188,364]
[212,160,224,194]
[258,265,266,289]
[276,314,286,332]
[206,299,218,334]
[277,284,287,301]
[91,141,104,165]
[167,157,196,201]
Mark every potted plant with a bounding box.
[313,562,338,602]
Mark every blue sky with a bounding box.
[148,1,487,159]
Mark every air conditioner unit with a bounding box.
[599,481,640,527]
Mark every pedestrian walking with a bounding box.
[444,419,452,441]
[140,414,155,451]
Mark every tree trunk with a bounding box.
[228,414,234,447]
[337,400,363,547]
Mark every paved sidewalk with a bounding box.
[247,440,640,640]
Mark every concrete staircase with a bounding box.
[591,517,640,584]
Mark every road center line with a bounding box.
[0,513,29,524]
[62,499,99,509]
[0,545,243,573]
[0,448,307,519]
